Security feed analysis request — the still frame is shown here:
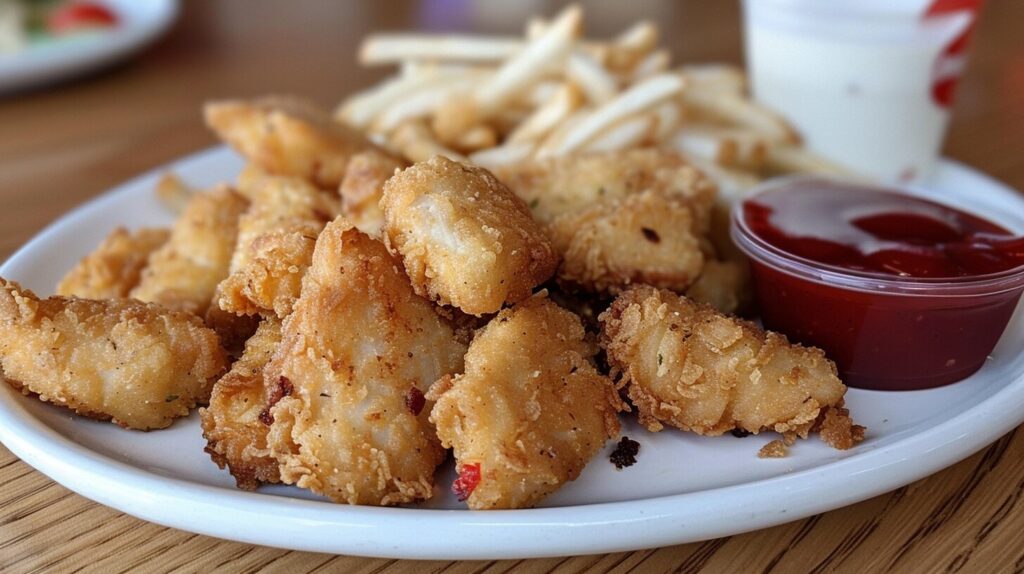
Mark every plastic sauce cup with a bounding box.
[731,176,1024,391]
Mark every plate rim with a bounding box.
[1,146,1023,560]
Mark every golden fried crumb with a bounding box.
[758,439,788,458]
[684,258,749,315]
[600,286,849,441]
[0,278,227,430]
[339,150,406,237]
[201,317,282,489]
[493,150,716,294]
[429,293,623,509]
[265,218,466,505]
[382,156,558,315]
[817,405,866,450]
[154,173,196,214]
[131,186,248,316]
[56,227,170,299]
[205,96,383,189]
[217,168,338,318]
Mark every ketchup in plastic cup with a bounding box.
[742,0,983,183]
[731,177,1024,390]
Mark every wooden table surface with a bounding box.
[2,1,1024,571]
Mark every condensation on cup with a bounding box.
[742,0,982,183]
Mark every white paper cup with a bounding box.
[742,0,981,183]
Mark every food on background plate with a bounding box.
[429,293,624,509]
[600,285,862,449]
[201,317,283,490]
[0,278,227,430]
[265,219,467,505]
[381,156,559,316]
[0,0,118,56]
[56,227,170,299]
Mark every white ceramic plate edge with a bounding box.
[1,147,1023,559]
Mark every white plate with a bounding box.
[2,146,1024,560]
[0,0,177,95]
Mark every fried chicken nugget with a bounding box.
[339,150,406,237]
[200,317,282,489]
[684,258,750,315]
[130,186,248,316]
[56,227,170,299]
[204,96,383,189]
[547,189,705,293]
[216,168,337,318]
[600,286,856,444]
[382,156,558,316]
[428,293,623,509]
[0,278,227,430]
[493,150,716,293]
[265,218,467,505]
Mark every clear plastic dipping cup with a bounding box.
[742,0,983,183]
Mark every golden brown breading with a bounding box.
[200,317,282,490]
[493,149,716,231]
[130,186,248,316]
[204,96,383,189]
[56,227,170,299]
[265,218,467,506]
[493,150,716,294]
[381,156,558,316]
[339,150,406,237]
[547,189,705,293]
[684,258,750,315]
[428,293,623,510]
[0,278,227,430]
[600,286,849,439]
[217,168,336,318]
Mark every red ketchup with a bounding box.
[732,178,1024,390]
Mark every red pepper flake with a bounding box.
[452,463,481,501]
[405,386,426,416]
[259,376,293,426]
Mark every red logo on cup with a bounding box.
[926,0,983,108]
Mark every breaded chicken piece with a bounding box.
[600,286,856,445]
[382,156,558,316]
[339,150,406,237]
[131,186,248,316]
[0,278,227,430]
[56,227,170,299]
[548,189,705,293]
[429,293,623,510]
[204,96,383,189]
[684,258,750,315]
[201,317,282,489]
[217,168,337,318]
[265,218,467,506]
[493,150,716,294]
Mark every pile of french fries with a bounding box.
[335,4,853,206]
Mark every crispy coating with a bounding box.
[265,218,467,505]
[428,293,623,509]
[493,150,716,294]
[382,156,558,316]
[547,189,705,293]
[0,278,227,430]
[684,258,750,315]
[130,187,248,316]
[339,150,406,237]
[493,149,716,230]
[204,96,382,189]
[217,168,337,318]
[600,286,849,438]
[56,227,170,299]
[201,317,282,489]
